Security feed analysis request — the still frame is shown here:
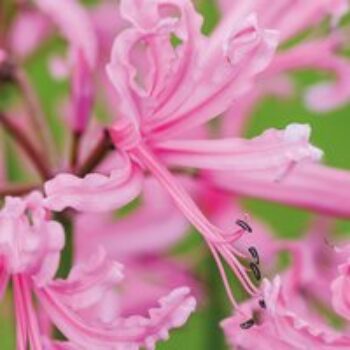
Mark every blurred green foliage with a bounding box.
[1,0,350,349]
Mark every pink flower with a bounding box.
[46,0,325,309]
[74,177,200,316]
[222,276,350,350]
[218,0,350,113]
[0,192,196,349]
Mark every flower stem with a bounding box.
[76,130,114,177]
[0,112,52,180]
[70,131,82,172]
[14,68,56,166]
[0,183,38,197]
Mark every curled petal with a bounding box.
[107,1,277,140]
[145,13,278,139]
[44,158,143,212]
[266,35,350,112]
[49,249,123,312]
[217,0,349,41]
[36,285,196,349]
[0,194,65,282]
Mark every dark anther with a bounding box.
[240,319,255,330]
[235,219,252,233]
[259,300,266,309]
[249,262,261,281]
[248,246,259,265]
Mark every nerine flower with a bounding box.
[222,276,350,350]
[44,0,324,310]
[208,0,350,218]
[218,0,350,115]
[0,192,195,349]
[221,222,350,349]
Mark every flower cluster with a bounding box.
[0,0,350,349]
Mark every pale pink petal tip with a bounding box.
[305,80,350,112]
[224,13,279,72]
[283,123,323,161]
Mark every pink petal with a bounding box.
[217,0,349,41]
[44,157,143,212]
[75,178,188,261]
[331,245,350,321]
[222,276,350,349]
[211,161,350,218]
[34,0,97,68]
[9,10,51,58]
[49,248,123,314]
[266,35,350,112]
[107,1,278,140]
[155,124,322,172]
[144,13,278,139]
[0,194,65,283]
[36,284,196,349]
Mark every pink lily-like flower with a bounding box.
[0,192,196,349]
[201,0,350,219]
[74,177,200,316]
[222,276,350,350]
[221,219,350,349]
[44,0,328,309]
[218,0,350,119]
[331,245,350,321]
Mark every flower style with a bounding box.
[0,192,196,349]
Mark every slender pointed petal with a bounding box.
[154,124,322,172]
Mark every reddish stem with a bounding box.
[0,183,38,197]
[76,130,114,177]
[0,112,52,180]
